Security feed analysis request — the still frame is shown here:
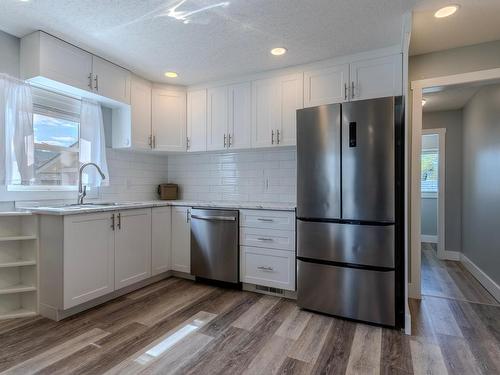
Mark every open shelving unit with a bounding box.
[0,212,38,320]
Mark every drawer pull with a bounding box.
[257,238,273,242]
[257,266,274,271]
[257,218,274,222]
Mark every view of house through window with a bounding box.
[421,149,438,194]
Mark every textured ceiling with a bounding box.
[0,0,416,85]
[411,0,500,56]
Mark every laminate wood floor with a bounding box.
[421,243,499,305]
[0,277,499,374]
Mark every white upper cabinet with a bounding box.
[130,75,152,150]
[228,82,252,150]
[187,89,207,152]
[252,77,280,148]
[21,31,93,93]
[304,64,350,107]
[152,87,187,152]
[349,54,402,101]
[207,86,229,151]
[252,73,303,148]
[92,56,131,104]
[279,73,303,146]
[21,31,131,105]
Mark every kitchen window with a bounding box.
[421,149,438,195]
[8,87,82,191]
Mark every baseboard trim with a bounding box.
[461,254,500,302]
[405,311,412,335]
[421,235,438,243]
[443,250,460,261]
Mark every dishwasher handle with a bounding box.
[190,214,236,222]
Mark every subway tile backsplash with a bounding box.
[98,149,169,202]
[167,148,297,203]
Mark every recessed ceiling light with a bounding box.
[270,47,287,56]
[164,71,178,78]
[422,99,427,106]
[434,5,459,18]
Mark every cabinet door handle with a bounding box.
[186,209,191,223]
[117,213,122,230]
[94,75,99,91]
[111,214,115,230]
[276,129,280,144]
[271,130,274,145]
[344,83,348,100]
[186,137,190,150]
[153,135,156,149]
[88,74,93,90]
[257,218,274,222]
[228,134,232,148]
[148,135,152,147]
[257,266,274,271]
[257,237,273,242]
[351,81,355,98]
[224,134,227,148]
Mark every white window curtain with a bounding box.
[79,99,109,187]
[0,74,35,185]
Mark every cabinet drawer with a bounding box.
[241,246,295,291]
[240,210,295,230]
[240,227,295,251]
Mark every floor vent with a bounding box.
[256,285,285,295]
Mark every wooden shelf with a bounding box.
[0,308,37,320]
[0,260,36,268]
[0,284,37,295]
[0,235,37,242]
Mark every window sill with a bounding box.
[422,191,438,199]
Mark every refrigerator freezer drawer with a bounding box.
[297,260,395,326]
[297,220,395,268]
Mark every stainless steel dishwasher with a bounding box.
[190,208,239,284]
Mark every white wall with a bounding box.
[167,148,296,203]
[0,30,19,78]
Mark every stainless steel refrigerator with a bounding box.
[296,96,404,328]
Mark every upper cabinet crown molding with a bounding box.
[20,31,131,106]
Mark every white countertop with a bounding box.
[20,200,296,215]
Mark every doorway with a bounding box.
[410,69,500,304]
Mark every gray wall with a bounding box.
[462,84,500,285]
[421,198,437,236]
[0,30,20,78]
[422,110,463,251]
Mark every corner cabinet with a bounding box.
[152,207,172,276]
[152,87,187,151]
[252,73,303,148]
[171,207,191,274]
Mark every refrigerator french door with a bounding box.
[296,96,404,328]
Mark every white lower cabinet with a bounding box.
[241,246,295,291]
[152,207,172,276]
[239,209,296,291]
[62,208,153,309]
[171,207,191,273]
[63,212,115,309]
[114,209,152,290]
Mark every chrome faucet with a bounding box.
[78,162,106,204]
